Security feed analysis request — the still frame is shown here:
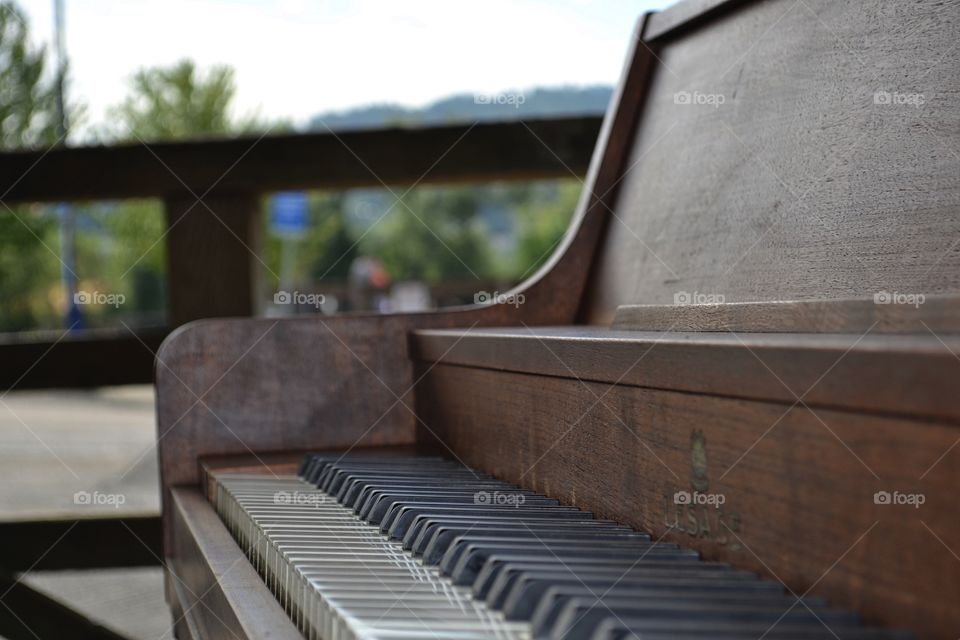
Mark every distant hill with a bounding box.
[308,85,613,131]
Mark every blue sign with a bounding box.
[270,192,309,237]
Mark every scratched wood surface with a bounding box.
[582,0,960,324]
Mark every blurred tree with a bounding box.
[359,186,492,284]
[0,208,60,331]
[0,2,64,331]
[104,59,264,141]
[512,181,580,277]
[0,1,57,149]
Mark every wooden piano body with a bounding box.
[156,0,960,638]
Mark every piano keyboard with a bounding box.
[212,455,908,640]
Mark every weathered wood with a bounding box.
[612,296,960,333]
[167,488,302,640]
[0,516,161,571]
[415,363,960,639]
[164,192,261,325]
[412,326,960,423]
[0,570,132,640]
[582,0,960,324]
[0,327,167,390]
[0,117,601,203]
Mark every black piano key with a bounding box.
[333,466,493,491]
[419,527,645,565]
[440,537,676,575]
[383,506,593,539]
[354,484,519,516]
[366,495,561,526]
[588,616,912,640]
[404,516,630,553]
[326,467,477,498]
[449,545,696,586]
[318,461,465,493]
[497,569,782,619]
[541,597,860,640]
[526,584,820,630]
[301,454,451,485]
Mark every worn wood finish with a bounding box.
[583,0,960,324]
[168,488,302,640]
[0,117,601,204]
[412,326,960,423]
[0,327,167,390]
[612,296,960,333]
[155,12,659,551]
[415,363,960,639]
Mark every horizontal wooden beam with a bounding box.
[0,515,161,571]
[0,327,168,390]
[612,295,960,333]
[413,326,960,423]
[0,117,602,203]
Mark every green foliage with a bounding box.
[0,206,61,331]
[0,1,57,149]
[73,200,166,327]
[512,181,580,278]
[104,59,262,141]
[0,2,62,332]
[359,187,493,283]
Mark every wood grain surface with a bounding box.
[416,363,960,639]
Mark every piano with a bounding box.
[156,0,960,638]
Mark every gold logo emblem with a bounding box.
[690,429,709,492]
[663,428,741,549]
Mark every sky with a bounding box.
[20,0,669,134]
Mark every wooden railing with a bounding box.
[0,116,602,390]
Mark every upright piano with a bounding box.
[156,0,960,638]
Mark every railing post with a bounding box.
[163,191,262,326]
